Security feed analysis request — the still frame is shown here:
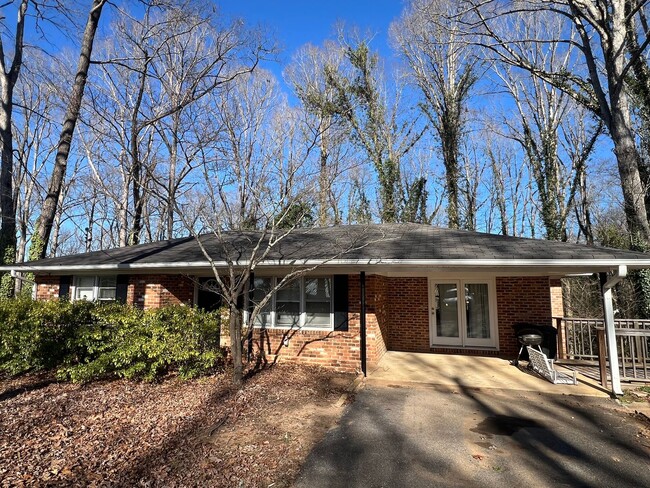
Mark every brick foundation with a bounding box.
[253,327,360,373]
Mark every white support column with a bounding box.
[600,266,627,396]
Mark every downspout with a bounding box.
[360,271,367,377]
[247,272,254,362]
[10,269,34,285]
[599,265,627,396]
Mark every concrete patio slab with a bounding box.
[368,351,609,397]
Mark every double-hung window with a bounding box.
[249,276,333,330]
[73,276,117,302]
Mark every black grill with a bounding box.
[513,324,558,365]
[517,332,543,347]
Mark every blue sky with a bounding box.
[219,1,405,76]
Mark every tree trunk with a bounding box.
[32,0,107,260]
[609,109,650,245]
[0,0,28,294]
[128,59,149,246]
[229,303,243,386]
[0,117,16,265]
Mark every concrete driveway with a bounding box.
[294,354,650,488]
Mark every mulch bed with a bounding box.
[0,365,356,487]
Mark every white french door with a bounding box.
[429,278,497,348]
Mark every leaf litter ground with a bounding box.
[0,364,356,487]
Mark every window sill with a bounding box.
[251,325,334,333]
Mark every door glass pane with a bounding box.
[435,284,459,338]
[466,283,490,339]
[252,277,272,327]
[276,279,300,327]
[305,277,331,327]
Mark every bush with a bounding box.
[0,297,94,375]
[0,298,223,382]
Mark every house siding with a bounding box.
[387,277,430,353]
[126,274,194,309]
[33,272,560,372]
[496,276,556,357]
[35,276,60,301]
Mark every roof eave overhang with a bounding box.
[5,258,650,274]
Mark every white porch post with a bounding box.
[600,266,627,396]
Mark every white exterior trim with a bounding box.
[7,257,650,273]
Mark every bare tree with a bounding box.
[495,57,602,240]
[324,35,426,223]
[392,0,480,229]
[12,56,59,267]
[285,41,350,225]
[463,0,650,246]
[0,0,29,293]
[484,133,531,236]
[31,0,108,260]
[175,86,326,384]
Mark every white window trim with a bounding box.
[247,276,334,331]
[71,275,117,302]
[429,277,498,349]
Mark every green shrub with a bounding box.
[0,297,94,375]
[0,298,223,382]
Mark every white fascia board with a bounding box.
[6,258,650,273]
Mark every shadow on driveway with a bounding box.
[294,381,650,488]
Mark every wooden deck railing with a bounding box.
[554,317,650,384]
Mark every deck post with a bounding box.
[555,317,565,359]
[600,269,625,396]
[597,329,608,389]
[360,271,367,377]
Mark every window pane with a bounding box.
[99,276,116,288]
[76,288,94,301]
[77,276,95,288]
[466,283,490,339]
[276,302,300,326]
[252,277,272,327]
[276,280,300,301]
[305,277,331,327]
[98,288,116,300]
[276,279,300,327]
[435,284,459,338]
[305,277,331,300]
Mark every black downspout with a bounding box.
[360,271,367,377]
[247,272,255,361]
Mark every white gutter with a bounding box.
[602,265,627,396]
[4,258,650,272]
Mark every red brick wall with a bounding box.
[496,276,555,357]
[550,278,564,317]
[387,277,430,353]
[35,274,194,308]
[364,275,390,365]
[33,272,560,370]
[140,275,194,309]
[35,276,60,300]
[253,327,360,373]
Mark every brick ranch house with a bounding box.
[6,224,650,379]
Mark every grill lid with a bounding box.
[518,333,543,346]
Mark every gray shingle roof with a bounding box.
[6,223,650,272]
